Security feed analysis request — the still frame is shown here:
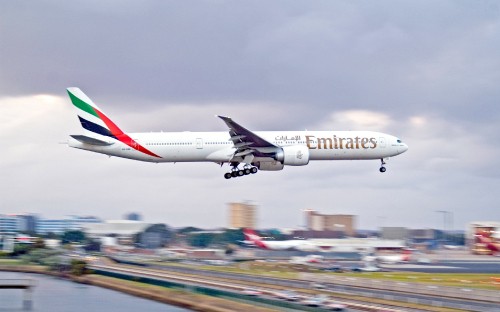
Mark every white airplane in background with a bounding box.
[363,250,411,264]
[476,232,500,256]
[243,229,321,252]
[66,88,408,179]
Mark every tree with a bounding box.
[83,239,101,252]
[221,229,245,244]
[135,224,173,249]
[12,243,32,256]
[70,259,88,276]
[187,233,214,247]
[61,230,86,244]
[33,237,46,249]
[177,226,202,234]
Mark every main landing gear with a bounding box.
[379,158,387,173]
[224,166,258,179]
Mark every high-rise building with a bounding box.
[304,209,355,236]
[228,202,256,229]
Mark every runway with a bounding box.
[382,260,500,273]
[251,249,500,274]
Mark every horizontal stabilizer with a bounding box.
[70,135,113,146]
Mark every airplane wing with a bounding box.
[217,116,278,159]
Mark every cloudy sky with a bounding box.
[1,1,499,230]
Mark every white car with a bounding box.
[324,302,347,311]
[301,298,323,307]
[275,290,300,301]
[241,288,262,296]
[302,294,329,307]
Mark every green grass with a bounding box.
[146,260,310,279]
[143,260,500,290]
[337,271,500,290]
[0,259,24,265]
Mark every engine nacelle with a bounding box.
[254,161,284,171]
[275,145,310,166]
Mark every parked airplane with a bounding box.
[243,229,321,252]
[66,88,408,179]
[363,250,411,264]
[475,232,500,256]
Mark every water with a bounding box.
[0,271,190,312]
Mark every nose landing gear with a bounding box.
[379,158,387,173]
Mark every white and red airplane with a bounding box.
[475,232,500,256]
[243,229,321,252]
[66,88,408,178]
[363,250,411,264]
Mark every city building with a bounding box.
[36,219,70,234]
[16,214,38,233]
[36,215,102,234]
[381,227,409,240]
[0,215,20,235]
[228,202,256,229]
[124,212,142,221]
[304,209,355,236]
[83,220,152,246]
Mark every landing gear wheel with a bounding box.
[379,167,386,173]
[238,170,244,176]
[251,167,258,174]
[244,169,251,175]
[231,171,238,178]
[224,172,232,179]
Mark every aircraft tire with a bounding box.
[238,170,244,176]
[251,167,258,174]
[224,173,232,179]
[379,167,386,173]
[231,171,238,178]
[244,169,251,175]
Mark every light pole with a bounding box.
[436,210,453,259]
[436,210,448,243]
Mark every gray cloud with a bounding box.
[1,1,499,230]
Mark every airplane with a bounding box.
[243,228,321,252]
[66,88,408,179]
[363,250,411,264]
[475,232,500,256]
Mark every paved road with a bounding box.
[380,259,500,273]
[112,260,499,312]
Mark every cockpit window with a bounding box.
[397,139,402,143]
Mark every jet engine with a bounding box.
[254,161,285,171]
[274,145,310,166]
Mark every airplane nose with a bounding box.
[401,143,408,153]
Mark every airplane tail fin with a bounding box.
[66,87,125,140]
[243,229,268,249]
[243,228,261,242]
[66,88,162,158]
[476,233,500,253]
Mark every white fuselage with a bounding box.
[68,130,407,163]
